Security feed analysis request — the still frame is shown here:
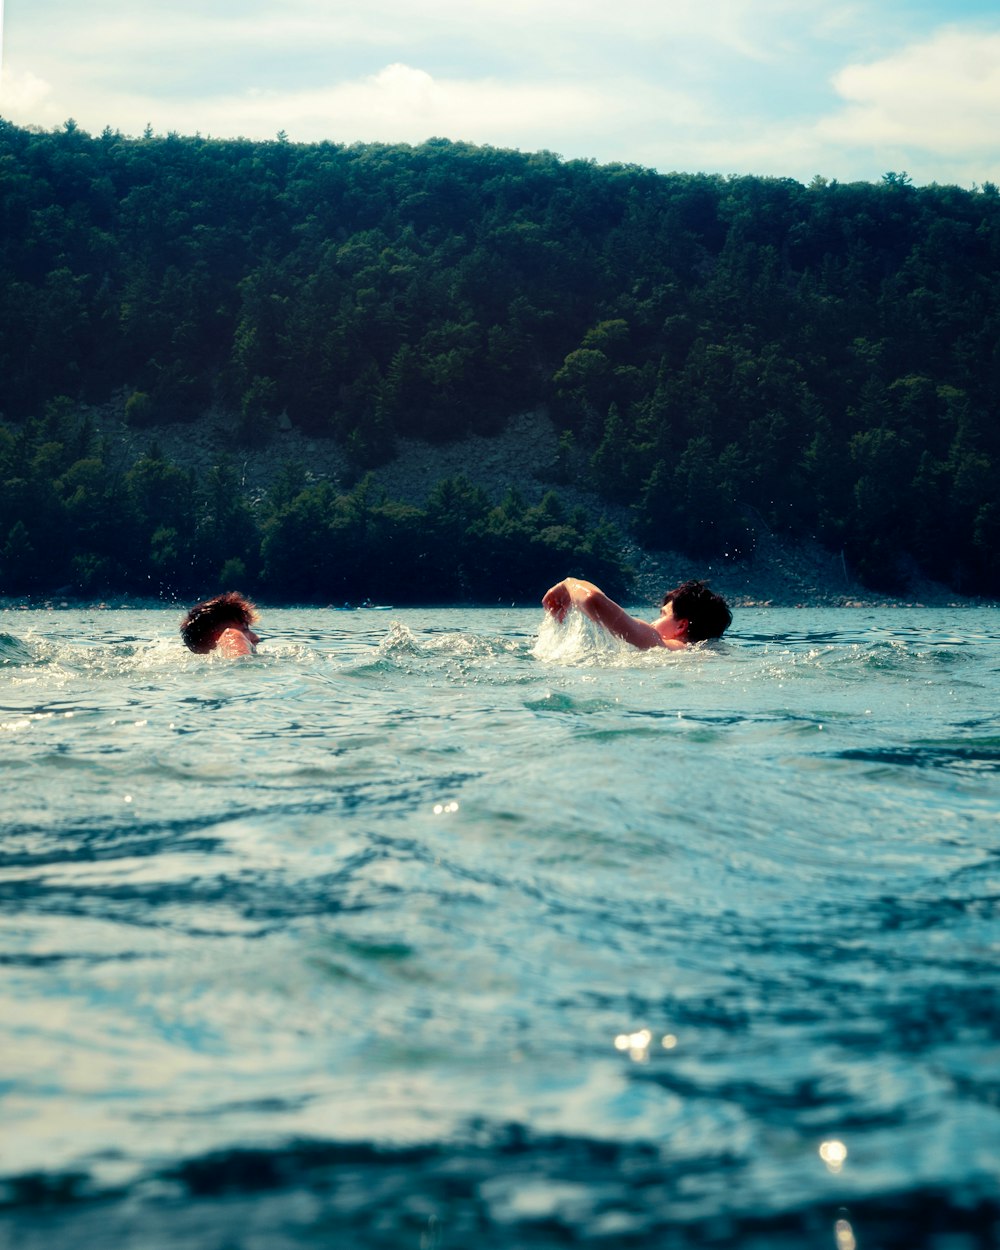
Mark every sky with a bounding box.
[2,0,1000,187]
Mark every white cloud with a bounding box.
[0,68,59,126]
[649,22,1000,187]
[4,2,1000,185]
[612,23,1000,186]
[112,63,705,159]
[2,1,730,146]
[820,27,1000,156]
[2,0,854,99]
[230,63,484,142]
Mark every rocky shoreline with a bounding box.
[11,401,989,612]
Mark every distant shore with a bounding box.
[6,402,991,615]
[2,563,987,616]
[625,532,988,611]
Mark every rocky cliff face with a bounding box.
[90,400,971,608]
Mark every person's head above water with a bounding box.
[180,592,261,656]
[660,580,732,643]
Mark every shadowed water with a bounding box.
[1,604,998,1249]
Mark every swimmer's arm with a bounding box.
[542,578,663,650]
[215,627,255,658]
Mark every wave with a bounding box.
[2,1132,996,1250]
[2,614,975,685]
[527,611,978,677]
[0,631,40,667]
[377,620,529,660]
[0,635,332,689]
[837,739,1000,776]
[338,621,538,687]
[720,637,980,689]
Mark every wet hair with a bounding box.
[180,592,258,654]
[662,580,732,643]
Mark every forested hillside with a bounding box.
[1,117,998,599]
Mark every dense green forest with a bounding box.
[1,117,998,600]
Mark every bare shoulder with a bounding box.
[216,628,254,658]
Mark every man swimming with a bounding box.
[180,592,261,657]
[542,577,731,650]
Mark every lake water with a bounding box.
[1,604,998,1249]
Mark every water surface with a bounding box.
[1,605,998,1248]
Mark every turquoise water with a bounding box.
[1,604,999,1249]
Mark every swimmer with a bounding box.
[542,577,731,650]
[180,592,261,657]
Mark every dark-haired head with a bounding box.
[661,580,732,643]
[180,592,258,654]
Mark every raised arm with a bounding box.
[542,578,666,650]
[215,626,256,657]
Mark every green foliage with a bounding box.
[219,557,248,588]
[237,375,278,448]
[0,392,631,601]
[1,520,37,592]
[124,390,154,427]
[1,119,999,593]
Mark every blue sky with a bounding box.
[2,0,999,186]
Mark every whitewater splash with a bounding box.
[532,606,723,666]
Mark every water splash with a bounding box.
[532,609,628,665]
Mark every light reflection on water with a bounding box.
[1,605,999,1248]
